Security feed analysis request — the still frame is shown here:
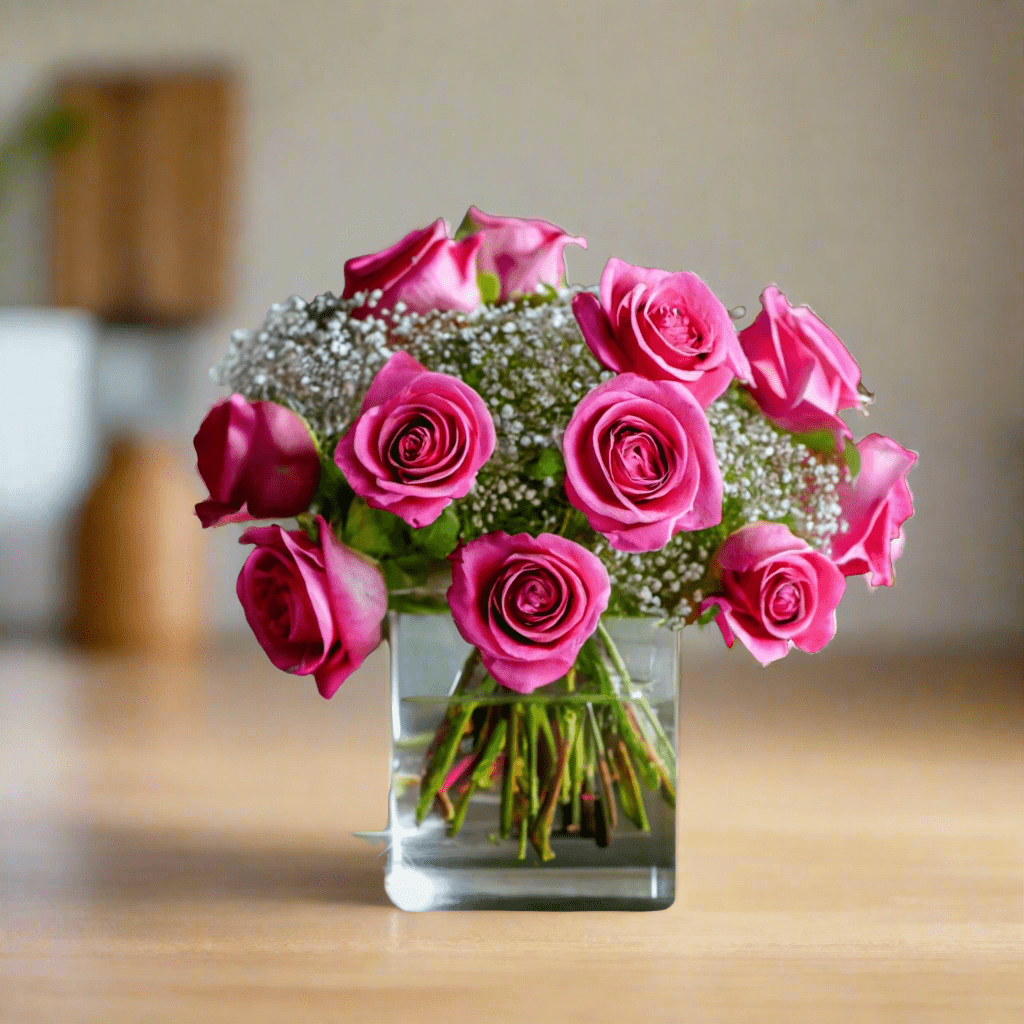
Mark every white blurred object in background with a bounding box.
[0,308,97,631]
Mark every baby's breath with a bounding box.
[213,288,846,628]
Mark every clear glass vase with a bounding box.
[382,611,678,911]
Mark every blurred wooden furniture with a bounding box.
[71,434,205,655]
[0,646,1019,1022]
[51,71,236,324]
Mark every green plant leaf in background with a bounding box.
[410,505,461,558]
[477,271,501,304]
[0,104,88,205]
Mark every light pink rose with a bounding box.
[448,532,611,693]
[562,373,723,552]
[334,351,496,528]
[700,523,846,666]
[461,206,586,301]
[738,285,863,440]
[194,394,320,528]
[831,433,916,587]
[342,218,482,317]
[571,258,750,407]
[237,516,387,698]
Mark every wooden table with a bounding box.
[1,642,1020,1022]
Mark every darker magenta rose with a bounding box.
[342,218,482,317]
[237,517,387,698]
[193,395,320,528]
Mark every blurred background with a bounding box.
[1,0,1021,658]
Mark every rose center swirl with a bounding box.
[648,303,709,359]
[607,422,671,498]
[491,564,570,641]
[767,581,803,624]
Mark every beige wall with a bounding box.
[2,0,1022,647]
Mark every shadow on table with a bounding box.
[20,821,393,909]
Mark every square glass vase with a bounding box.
[382,611,678,911]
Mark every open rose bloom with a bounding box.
[198,208,916,881]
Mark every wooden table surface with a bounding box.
[0,641,1020,1022]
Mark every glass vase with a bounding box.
[381,610,678,911]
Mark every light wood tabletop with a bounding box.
[0,641,1020,1022]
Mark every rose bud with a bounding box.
[460,206,586,301]
[342,218,482,317]
[831,433,917,587]
[194,395,320,528]
[738,284,864,441]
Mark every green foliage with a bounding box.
[0,104,88,203]
[381,553,432,590]
[342,497,409,559]
[790,427,840,456]
[387,593,450,614]
[843,437,861,481]
[453,209,479,241]
[410,506,461,558]
[696,603,720,627]
[477,271,502,305]
[523,447,565,481]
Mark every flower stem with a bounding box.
[417,702,475,823]
[500,704,522,839]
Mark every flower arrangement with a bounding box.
[195,209,916,860]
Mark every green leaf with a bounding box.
[523,447,565,481]
[381,553,432,590]
[843,438,862,481]
[477,271,501,304]
[387,593,450,614]
[697,603,720,627]
[790,428,840,456]
[453,209,480,241]
[342,497,407,558]
[463,365,484,390]
[410,506,461,558]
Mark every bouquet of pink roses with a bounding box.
[195,208,916,859]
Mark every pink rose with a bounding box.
[334,351,496,528]
[448,532,610,693]
[194,395,320,528]
[700,523,846,666]
[342,218,482,317]
[460,206,586,301]
[831,433,916,587]
[572,258,750,407]
[738,285,863,439]
[237,516,387,698]
[562,373,723,552]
